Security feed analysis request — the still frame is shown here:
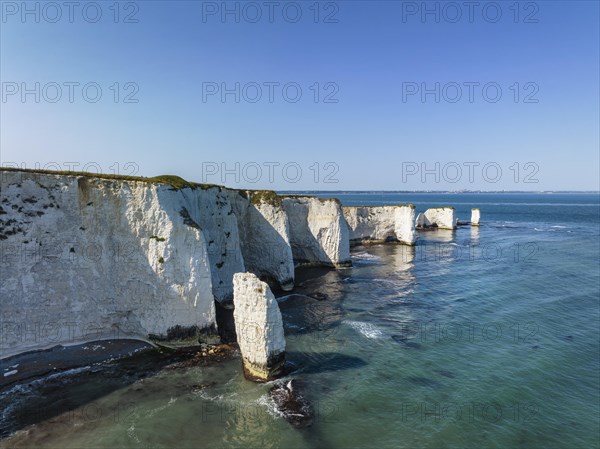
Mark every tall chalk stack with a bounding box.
[233,272,286,381]
[471,208,481,226]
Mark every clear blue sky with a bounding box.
[1,1,598,191]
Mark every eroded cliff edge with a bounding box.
[0,170,354,357]
[0,169,434,358]
[344,205,416,246]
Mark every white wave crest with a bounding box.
[343,320,385,340]
[256,394,285,419]
[352,252,383,265]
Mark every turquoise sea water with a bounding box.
[2,193,599,448]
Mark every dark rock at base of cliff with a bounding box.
[416,223,438,231]
[0,340,153,390]
[242,352,286,382]
[270,379,314,428]
[149,325,201,341]
[148,324,220,348]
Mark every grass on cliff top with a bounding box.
[0,167,222,190]
[238,190,282,207]
[2,168,342,204]
[279,194,342,205]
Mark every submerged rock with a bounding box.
[309,291,329,301]
[407,376,441,388]
[233,272,286,381]
[434,369,456,379]
[269,379,314,428]
[391,335,422,349]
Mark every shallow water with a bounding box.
[2,193,599,448]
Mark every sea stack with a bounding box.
[471,208,480,226]
[416,207,457,230]
[233,272,286,381]
[343,205,416,246]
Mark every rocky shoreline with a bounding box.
[0,339,239,439]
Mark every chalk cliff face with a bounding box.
[177,186,245,302]
[394,206,417,244]
[2,169,467,359]
[0,170,354,358]
[233,272,285,381]
[226,190,294,291]
[282,196,351,267]
[343,205,416,246]
[416,207,456,230]
[0,171,216,358]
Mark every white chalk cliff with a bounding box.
[0,170,347,357]
[233,272,285,381]
[1,169,473,359]
[227,190,294,291]
[282,196,351,267]
[343,205,416,245]
[0,171,216,358]
[416,207,457,230]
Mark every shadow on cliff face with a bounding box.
[159,186,243,304]
[230,194,295,292]
[283,199,343,267]
[215,300,237,343]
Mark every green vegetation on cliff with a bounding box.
[0,168,221,191]
[238,190,282,208]
[280,194,341,205]
[251,190,282,207]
